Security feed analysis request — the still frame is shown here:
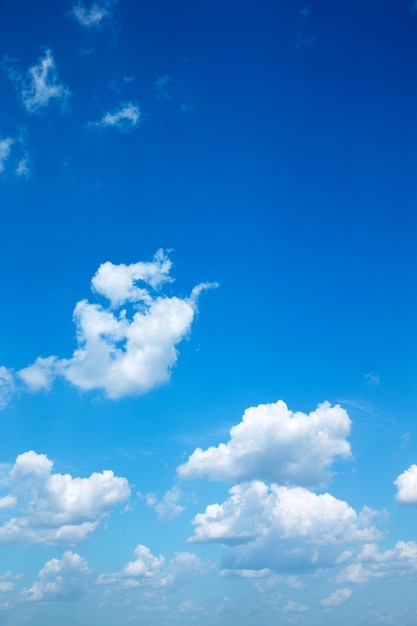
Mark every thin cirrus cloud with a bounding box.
[17,249,217,400]
[3,49,70,114]
[96,544,211,591]
[177,400,352,488]
[93,102,141,132]
[0,450,130,545]
[22,551,91,602]
[189,481,382,575]
[70,0,118,30]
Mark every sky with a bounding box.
[0,0,417,623]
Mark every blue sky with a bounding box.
[0,0,417,623]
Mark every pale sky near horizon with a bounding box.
[1,1,417,624]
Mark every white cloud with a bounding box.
[94,102,141,132]
[178,401,352,488]
[18,250,217,399]
[0,367,14,410]
[364,371,380,385]
[22,551,91,601]
[19,49,70,113]
[320,588,352,607]
[0,451,130,545]
[394,465,417,504]
[19,356,58,392]
[71,0,118,29]
[0,138,13,172]
[189,481,381,574]
[283,600,308,613]
[97,544,211,591]
[146,486,184,520]
[337,541,417,584]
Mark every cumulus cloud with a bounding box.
[93,102,141,132]
[22,551,91,601]
[3,49,70,113]
[18,250,217,399]
[146,486,184,520]
[336,541,417,584]
[97,544,211,591]
[178,401,352,488]
[320,588,352,607]
[394,465,417,504]
[189,481,381,574]
[70,0,118,30]
[0,451,130,545]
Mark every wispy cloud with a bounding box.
[295,7,315,48]
[93,102,141,132]
[70,0,118,30]
[3,49,70,114]
[364,371,380,385]
[0,131,31,178]
[146,486,185,520]
[320,588,352,608]
[0,138,14,172]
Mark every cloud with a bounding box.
[0,451,130,545]
[320,588,352,607]
[364,372,380,385]
[0,138,13,172]
[394,465,417,504]
[70,0,118,30]
[283,600,308,613]
[22,551,91,601]
[178,401,352,488]
[146,486,184,520]
[336,541,417,584]
[3,49,70,113]
[189,481,381,574]
[18,250,217,399]
[0,367,14,410]
[153,75,175,102]
[0,133,31,178]
[93,102,141,132]
[97,544,211,591]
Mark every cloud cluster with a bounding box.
[97,544,211,591]
[70,0,118,30]
[190,481,380,574]
[3,49,70,114]
[0,451,129,545]
[18,250,217,399]
[22,551,91,601]
[178,401,352,487]
[93,102,141,132]
[336,541,417,584]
